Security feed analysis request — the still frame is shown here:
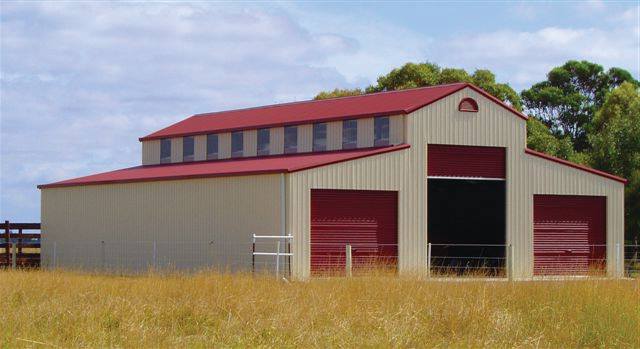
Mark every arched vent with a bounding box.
[458,98,479,112]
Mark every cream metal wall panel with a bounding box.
[170,137,183,163]
[298,124,313,153]
[287,150,413,278]
[194,135,206,161]
[41,175,283,271]
[244,130,257,157]
[218,133,231,159]
[418,89,622,278]
[270,127,284,155]
[326,121,342,151]
[141,140,160,165]
[287,87,624,279]
[389,115,405,145]
[357,118,374,148]
[417,88,530,277]
[523,153,625,276]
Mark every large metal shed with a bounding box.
[39,83,626,279]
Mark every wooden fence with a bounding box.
[1,221,41,268]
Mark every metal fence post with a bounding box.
[252,234,256,274]
[507,244,513,281]
[286,235,291,278]
[11,241,17,269]
[52,242,57,269]
[275,240,281,279]
[345,244,352,277]
[427,243,432,278]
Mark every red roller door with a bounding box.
[533,195,606,275]
[427,144,506,179]
[310,189,398,273]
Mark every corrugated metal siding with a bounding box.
[524,153,624,277]
[298,124,313,153]
[357,118,374,148]
[389,115,404,145]
[194,135,206,161]
[244,129,257,157]
[218,133,231,159]
[270,127,284,155]
[288,87,624,278]
[420,89,521,278]
[427,144,506,178]
[142,140,160,165]
[41,175,282,271]
[327,121,342,151]
[288,149,411,277]
[170,137,183,163]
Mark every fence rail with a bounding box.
[1,220,41,268]
[252,234,292,278]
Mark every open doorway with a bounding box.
[427,178,506,275]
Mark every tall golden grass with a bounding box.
[1,270,638,348]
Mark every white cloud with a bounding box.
[0,2,362,220]
[433,20,639,91]
[444,27,625,60]
[283,4,432,85]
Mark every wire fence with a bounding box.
[4,238,639,278]
[40,239,292,276]
[625,244,640,277]
[428,243,507,277]
[310,242,397,276]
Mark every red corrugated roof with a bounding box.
[38,145,410,189]
[525,148,627,184]
[140,83,527,141]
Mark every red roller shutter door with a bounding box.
[533,195,606,275]
[310,189,398,273]
[427,144,506,179]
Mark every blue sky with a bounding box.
[1,1,639,221]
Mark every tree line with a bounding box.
[315,61,639,243]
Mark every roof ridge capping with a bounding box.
[525,148,627,184]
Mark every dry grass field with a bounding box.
[1,270,639,348]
